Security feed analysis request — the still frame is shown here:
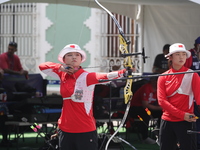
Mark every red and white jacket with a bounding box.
[157,66,200,122]
[39,62,125,133]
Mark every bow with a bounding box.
[94,0,133,103]
[94,0,137,149]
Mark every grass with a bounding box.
[0,123,160,150]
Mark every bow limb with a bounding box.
[94,0,130,44]
[105,100,131,149]
[94,1,134,150]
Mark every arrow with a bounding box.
[99,70,200,82]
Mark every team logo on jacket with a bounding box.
[74,89,83,100]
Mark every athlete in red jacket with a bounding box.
[39,44,130,150]
[158,43,200,150]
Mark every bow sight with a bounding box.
[120,47,148,63]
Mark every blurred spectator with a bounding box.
[0,107,10,146]
[152,44,170,73]
[0,41,28,76]
[0,68,4,80]
[185,36,200,149]
[0,41,28,147]
[185,36,200,72]
[0,69,9,146]
[93,84,110,119]
[128,76,162,144]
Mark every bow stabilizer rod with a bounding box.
[99,70,200,82]
[121,47,148,63]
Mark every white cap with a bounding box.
[58,44,86,63]
[165,43,191,58]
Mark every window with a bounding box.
[100,11,142,73]
[0,3,37,56]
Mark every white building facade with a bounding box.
[0,3,143,78]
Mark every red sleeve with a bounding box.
[0,53,9,69]
[157,76,185,119]
[184,55,192,68]
[130,84,146,106]
[86,69,126,86]
[39,62,62,79]
[184,49,193,68]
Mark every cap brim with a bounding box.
[165,50,191,58]
[58,48,86,63]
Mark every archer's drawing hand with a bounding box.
[60,64,75,75]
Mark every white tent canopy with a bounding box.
[1,0,198,19]
[2,0,200,72]
[2,0,197,5]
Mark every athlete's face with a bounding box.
[7,45,17,56]
[63,52,82,67]
[170,52,187,70]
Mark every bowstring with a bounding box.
[77,0,91,45]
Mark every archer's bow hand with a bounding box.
[124,67,135,77]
